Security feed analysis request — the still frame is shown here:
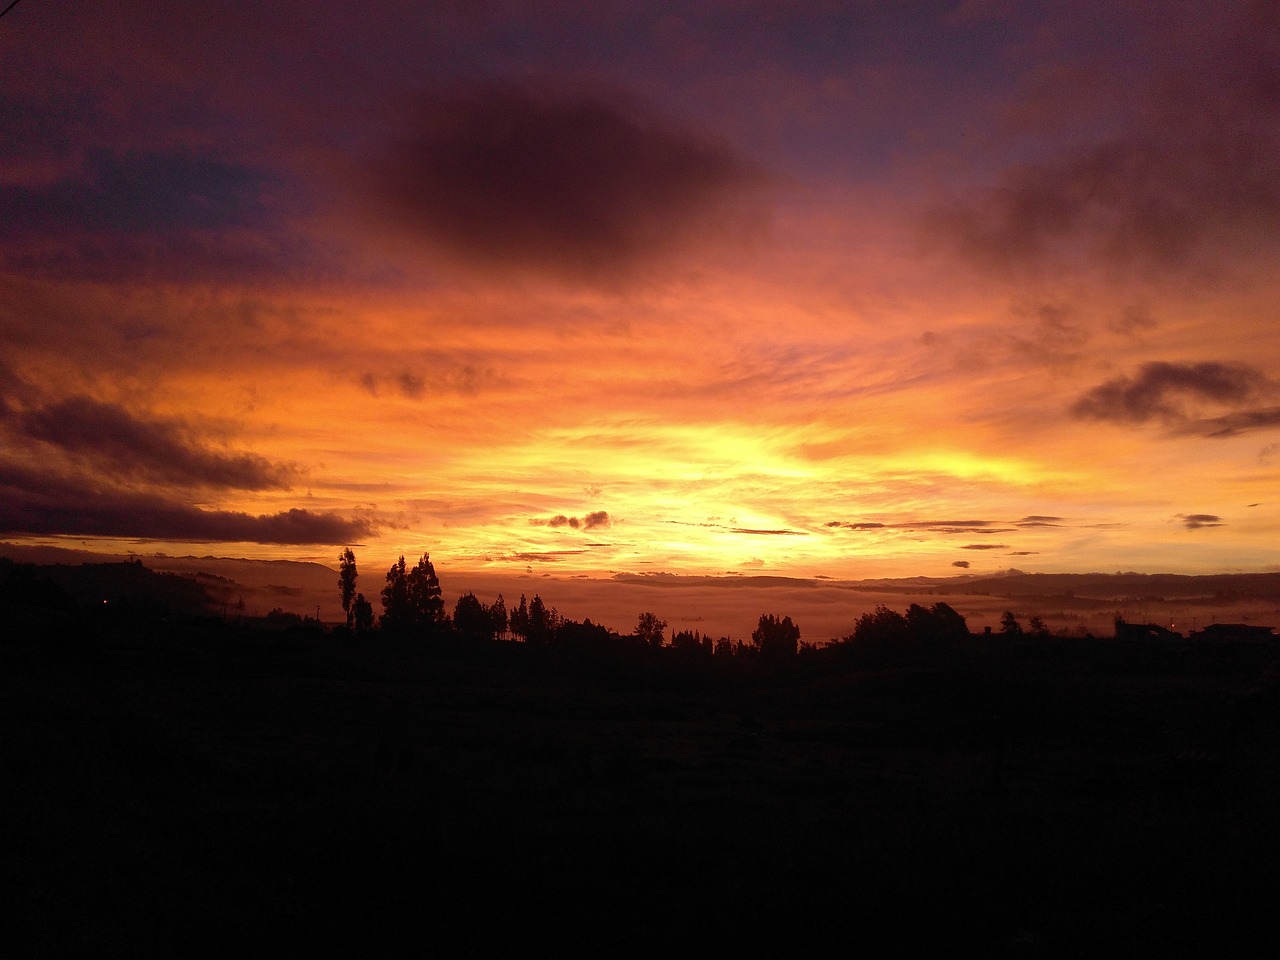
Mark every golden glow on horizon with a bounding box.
[2,3,1278,584]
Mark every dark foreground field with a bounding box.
[6,624,1280,957]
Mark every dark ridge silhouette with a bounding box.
[4,551,1280,955]
[1,555,214,617]
[962,570,1280,601]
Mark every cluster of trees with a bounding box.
[335,549,821,661]
[336,549,1069,659]
[998,610,1050,637]
[836,602,971,664]
[337,548,568,644]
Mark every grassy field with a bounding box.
[6,622,1280,957]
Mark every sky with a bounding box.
[2,0,1279,590]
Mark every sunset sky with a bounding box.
[2,0,1278,584]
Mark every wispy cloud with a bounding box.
[1178,513,1224,530]
[1017,516,1064,527]
[827,519,1016,535]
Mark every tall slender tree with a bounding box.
[489,594,508,640]
[510,594,530,641]
[338,547,358,629]
[407,553,445,637]
[527,593,554,644]
[380,555,411,632]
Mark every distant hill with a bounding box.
[958,571,1280,601]
[0,558,215,616]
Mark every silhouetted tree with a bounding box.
[489,594,508,640]
[526,593,554,644]
[352,592,374,633]
[842,605,910,663]
[1028,614,1049,637]
[905,601,970,649]
[454,591,496,642]
[999,611,1023,635]
[380,556,411,632]
[636,611,667,647]
[850,605,909,645]
[927,601,970,644]
[510,594,530,641]
[338,547,358,629]
[407,553,446,637]
[672,629,712,656]
[380,553,446,636]
[753,613,800,658]
[556,617,611,652]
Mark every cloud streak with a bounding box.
[827,519,1017,535]
[0,462,369,544]
[12,394,295,490]
[531,511,612,531]
[1178,514,1224,530]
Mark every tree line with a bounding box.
[333,549,1011,661]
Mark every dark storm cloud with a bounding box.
[931,3,1280,272]
[373,80,755,279]
[0,462,369,544]
[11,395,294,491]
[1071,361,1271,429]
[1178,514,1224,530]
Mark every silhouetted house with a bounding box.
[1114,618,1183,641]
[1190,623,1275,642]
